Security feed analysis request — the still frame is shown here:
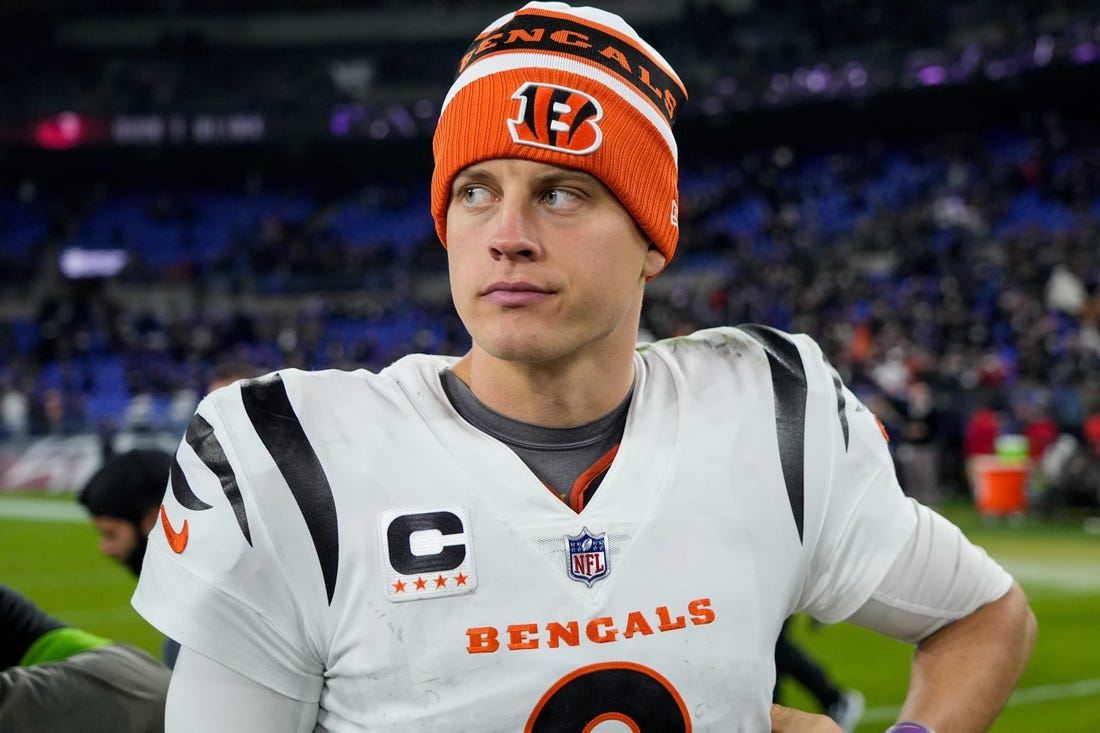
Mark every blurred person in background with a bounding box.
[133,3,1036,732]
[206,359,264,393]
[1033,413,1100,521]
[0,378,30,439]
[774,618,865,731]
[166,361,264,435]
[1020,397,1059,464]
[0,583,168,733]
[962,401,1002,496]
[78,448,179,668]
[27,386,85,436]
[891,377,944,507]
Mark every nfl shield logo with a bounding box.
[566,527,609,586]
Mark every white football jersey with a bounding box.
[133,325,915,732]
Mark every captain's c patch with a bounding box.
[380,508,477,602]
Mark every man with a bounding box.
[1035,413,1100,517]
[133,3,1037,732]
[80,449,171,576]
[0,583,169,733]
[79,448,180,667]
[207,360,263,393]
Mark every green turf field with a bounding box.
[2,494,1098,730]
[0,495,165,657]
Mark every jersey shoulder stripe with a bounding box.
[184,413,251,545]
[736,323,807,543]
[240,373,340,604]
[828,367,850,451]
[169,454,212,512]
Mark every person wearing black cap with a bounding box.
[79,449,171,576]
[0,583,169,732]
[78,448,180,667]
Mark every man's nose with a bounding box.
[488,200,541,261]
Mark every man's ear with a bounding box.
[643,244,667,279]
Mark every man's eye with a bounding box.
[544,189,579,208]
[460,186,489,205]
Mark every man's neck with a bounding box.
[450,346,636,428]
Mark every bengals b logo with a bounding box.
[507,82,603,155]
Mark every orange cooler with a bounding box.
[973,456,1028,515]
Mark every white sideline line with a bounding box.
[0,496,88,522]
[861,678,1100,723]
[999,560,1100,593]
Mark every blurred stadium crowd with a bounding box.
[1,0,1098,505]
[1,0,1098,151]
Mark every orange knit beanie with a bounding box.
[431,1,688,268]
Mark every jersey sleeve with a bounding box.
[132,380,326,702]
[166,647,319,733]
[846,501,1014,642]
[789,334,920,623]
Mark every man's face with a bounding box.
[90,515,146,575]
[445,158,665,366]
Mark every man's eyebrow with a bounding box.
[453,167,495,185]
[531,169,599,187]
[451,165,602,192]
[449,169,495,199]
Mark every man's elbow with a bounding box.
[1004,581,1039,661]
[986,581,1038,653]
[920,580,1038,665]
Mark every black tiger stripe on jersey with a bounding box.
[169,455,213,511]
[829,368,850,451]
[185,414,252,546]
[241,374,340,605]
[738,324,806,543]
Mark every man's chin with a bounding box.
[476,328,575,364]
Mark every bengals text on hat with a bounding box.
[458,18,683,122]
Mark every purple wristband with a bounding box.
[885,724,936,733]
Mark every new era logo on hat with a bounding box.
[431,1,688,270]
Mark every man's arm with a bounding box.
[845,503,1038,732]
[899,582,1037,732]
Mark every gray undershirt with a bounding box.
[439,369,630,503]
